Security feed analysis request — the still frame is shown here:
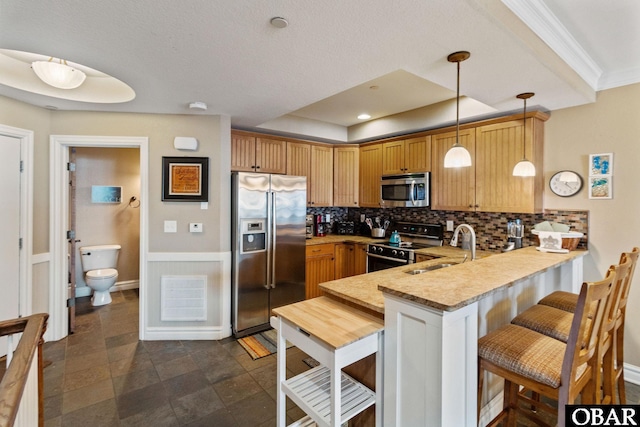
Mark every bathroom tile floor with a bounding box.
[38,289,640,426]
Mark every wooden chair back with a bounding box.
[617,247,639,316]
[561,267,616,404]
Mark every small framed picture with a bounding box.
[589,153,613,176]
[589,176,612,199]
[162,157,209,202]
[91,186,122,203]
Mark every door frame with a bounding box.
[0,124,33,318]
[50,135,148,342]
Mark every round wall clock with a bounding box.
[549,170,583,197]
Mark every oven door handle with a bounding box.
[367,252,410,264]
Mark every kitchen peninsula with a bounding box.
[319,246,588,427]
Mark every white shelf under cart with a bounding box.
[271,296,384,427]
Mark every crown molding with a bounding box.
[502,0,602,90]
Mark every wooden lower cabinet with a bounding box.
[354,243,368,275]
[305,244,335,299]
[307,242,368,298]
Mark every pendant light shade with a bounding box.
[444,145,472,168]
[32,58,86,89]
[512,92,535,177]
[444,51,472,168]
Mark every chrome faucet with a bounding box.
[450,224,476,261]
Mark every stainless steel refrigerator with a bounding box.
[231,172,307,337]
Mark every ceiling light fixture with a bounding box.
[31,57,86,89]
[357,113,371,120]
[270,17,288,28]
[444,51,472,168]
[512,92,536,177]
[189,101,207,111]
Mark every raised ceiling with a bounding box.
[0,0,638,142]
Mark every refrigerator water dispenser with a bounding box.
[240,219,266,253]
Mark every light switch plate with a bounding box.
[446,220,454,231]
[189,223,203,233]
[164,220,177,233]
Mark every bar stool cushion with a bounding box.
[511,304,578,343]
[539,291,578,312]
[478,324,578,388]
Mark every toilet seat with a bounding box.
[86,268,118,280]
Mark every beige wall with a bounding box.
[50,110,231,253]
[544,83,640,366]
[0,97,51,253]
[74,147,140,289]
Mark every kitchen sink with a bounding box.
[406,263,458,274]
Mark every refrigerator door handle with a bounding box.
[270,191,277,288]
[266,191,273,290]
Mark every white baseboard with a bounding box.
[624,362,640,385]
[112,280,139,292]
[143,325,233,341]
[478,391,504,427]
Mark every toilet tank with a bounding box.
[79,245,121,272]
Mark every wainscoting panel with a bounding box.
[145,251,231,341]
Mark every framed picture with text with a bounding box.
[162,157,209,202]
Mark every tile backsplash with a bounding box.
[307,207,589,252]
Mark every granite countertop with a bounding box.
[320,246,588,314]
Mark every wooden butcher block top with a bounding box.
[272,296,384,349]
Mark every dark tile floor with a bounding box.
[42,290,309,426]
[36,289,640,426]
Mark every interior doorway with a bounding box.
[49,135,148,342]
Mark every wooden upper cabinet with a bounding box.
[431,129,476,211]
[333,145,359,207]
[231,131,286,174]
[359,143,383,207]
[286,141,311,177]
[231,132,258,172]
[287,141,333,206]
[404,136,431,173]
[256,137,287,174]
[475,118,544,213]
[382,136,431,175]
[310,145,334,207]
[382,140,405,175]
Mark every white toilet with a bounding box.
[79,244,121,306]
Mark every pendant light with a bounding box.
[512,92,536,177]
[444,51,472,168]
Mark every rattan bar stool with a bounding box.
[512,248,638,404]
[477,270,615,427]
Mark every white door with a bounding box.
[0,134,21,356]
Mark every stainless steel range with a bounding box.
[366,222,444,272]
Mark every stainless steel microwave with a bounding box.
[380,172,430,208]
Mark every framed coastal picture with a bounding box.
[589,176,612,199]
[162,157,209,202]
[589,153,613,175]
[588,152,613,200]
